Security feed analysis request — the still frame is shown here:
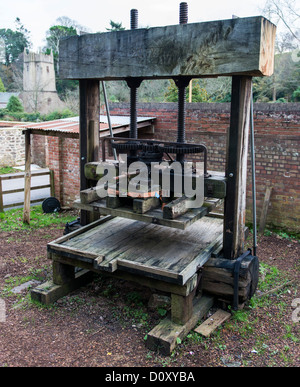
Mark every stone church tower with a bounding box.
[21,50,64,114]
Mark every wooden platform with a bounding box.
[47,215,223,286]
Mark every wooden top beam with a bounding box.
[59,16,276,81]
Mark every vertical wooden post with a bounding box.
[171,293,194,325]
[223,75,252,259]
[23,129,31,224]
[79,79,100,225]
[0,176,4,213]
[49,169,55,197]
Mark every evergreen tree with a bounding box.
[0,77,5,92]
[6,95,24,112]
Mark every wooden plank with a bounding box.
[48,242,103,262]
[48,215,114,245]
[116,259,180,280]
[223,75,252,259]
[59,17,276,80]
[258,186,272,234]
[194,309,231,337]
[23,130,31,224]
[146,295,214,355]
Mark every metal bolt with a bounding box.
[229,173,233,177]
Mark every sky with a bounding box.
[0,0,270,51]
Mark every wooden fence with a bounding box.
[0,169,54,212]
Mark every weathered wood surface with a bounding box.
[223,76,252,259]
[31,269,94,305]
[194,308,231,337]
[202,255,259,303]
[59,17,276,80]
[79,79,100,225]
[146,295,214,355]
[72,197,222,230]
[22,130,31,224]
[47,216,223,285]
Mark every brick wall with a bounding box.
[32,135,80,207]
[108,102,300,233]
[32,102,299,232]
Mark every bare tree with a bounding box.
[262,0,300,46]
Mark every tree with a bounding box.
[106,21,125,31]
[262,0,300,47]
[164,80,210,102]
[45,23,78,98]
[0,18,31,66]
[6,95,24,112]
[46,25,77,58]
[0,77,5,92]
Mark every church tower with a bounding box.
[22,50,64,114]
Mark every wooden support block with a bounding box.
[133,197,160,214]
[146,295,214,355]
[204,175,226,198]
[163,196,191,219]
[194,309,231,337]
[201,255,259,304]
[53,261,75,285]
[171,293,194,325]
[106,195,121,209]
[80,187,99,204]
[30,269,94,305]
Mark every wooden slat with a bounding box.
[23,130,31,224]
[194,309,231,337]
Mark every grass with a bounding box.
[0,205,77,231]
[0,166,22,174]
[184,260,298,363]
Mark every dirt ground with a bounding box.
[0,215,299,368]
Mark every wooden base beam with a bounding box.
[146,295,214,355]
[30,269,94,305]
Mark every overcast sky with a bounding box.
[1,0,270,50]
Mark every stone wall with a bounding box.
[0,124,25,167]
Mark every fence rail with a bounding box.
[0,169,54,212]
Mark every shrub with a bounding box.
[6,95,24,112]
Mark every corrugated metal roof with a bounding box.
[19,115,155,135]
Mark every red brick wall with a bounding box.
[32,135,80,207]
[32,102,300,232]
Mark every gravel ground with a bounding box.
[0,219,299,368]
